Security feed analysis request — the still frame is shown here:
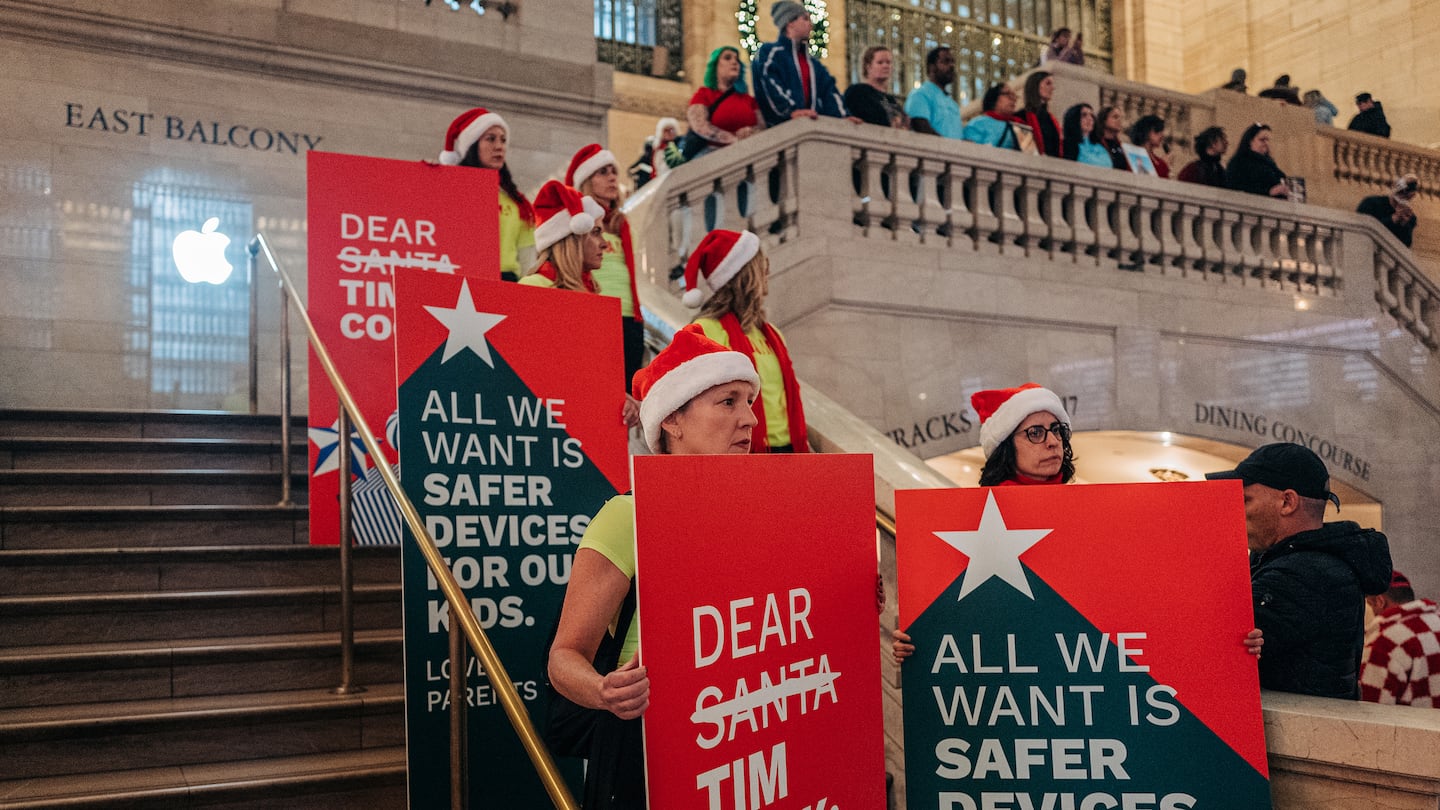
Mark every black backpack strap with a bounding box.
[594,577,639,672]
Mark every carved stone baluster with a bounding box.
[1156,198,1182,275]
[1233,213,1264,283]
[769,149,797,241]
[1292,222,1316,294]
[940,163,972,249]
[1112,191,1141,270]
[992,171,1025,255]
[970,167,1001,254]
[1016,176,1045,254]
[1215,209,1242,282]
[1045,180,1072,261]
[851,149,872,234]
[1092,187,1119,269]
[1405,281,1433,345]
[888,152,922,245]
[1067,182,1097,264]
[1316,227,1341,294]
[914,158,947,245]
[1173,201,1200,278]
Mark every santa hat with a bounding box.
[566,144,618,190]
[633,323,761,453]
[971,383,1070,459]
[681,229,761,307]
[438,108,509,165]
[655,117,681,145]
[533,181,606,253]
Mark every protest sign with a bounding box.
[306,151,498,546]
[636,454,885,810]
[897,482,1271,810]
[392,269,628,807]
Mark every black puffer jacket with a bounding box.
[1251,521,1392,699]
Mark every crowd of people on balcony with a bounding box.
[1221,69,1393,138]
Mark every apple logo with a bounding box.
[173,217,234,284]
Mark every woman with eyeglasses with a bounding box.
[891,382,1263,662]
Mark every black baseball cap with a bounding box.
[1206,442,1341,509]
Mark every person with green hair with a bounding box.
[684,45,764,157]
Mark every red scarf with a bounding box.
[614,215,642,323]
[718,313,808,453]
[795,42,812,107]
[533,260,596,293]
[1018,110,1062,156]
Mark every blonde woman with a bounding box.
[681,229,808,453]
[566,145,645,391]
[519,180,605,292]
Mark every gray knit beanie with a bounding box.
[771,1,806,33]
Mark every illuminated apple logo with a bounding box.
[173,217,233,284]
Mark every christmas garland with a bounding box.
[737,0,829,58]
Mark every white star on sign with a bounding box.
[935,491,1053,601]
[423,279,505,366]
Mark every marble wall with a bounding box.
[0,0,611,413]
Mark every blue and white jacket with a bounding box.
[752,35,847,127]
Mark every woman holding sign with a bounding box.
[683,229,809,453]
[437,107,536,282]
[566,144,647,393]
[549,324,760,808]
[892,383,1262,661]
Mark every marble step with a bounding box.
[0,629,403,710]
[0,583,401,647]
[0,745,405,809]
[0,436,305,472]
[0,545,400,596]
[0,409,306,441]
[0,684,403,780]
[0,469,309,507]
[0,505,309,549]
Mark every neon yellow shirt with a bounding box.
[498,190,535,278]
[695,317,791,448]
[517,273,553,288]
[592,232,636,318]
[576,495,638,663]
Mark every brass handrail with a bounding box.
[247,233,579,810]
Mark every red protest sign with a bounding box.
[897,482,1270,809]
[635,454,884,810]
[305,151,498,546]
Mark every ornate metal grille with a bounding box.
[595,0,684,80]
[846,0,1111,106]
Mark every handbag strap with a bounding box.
[707,86,737,115]
[593,577,639,673]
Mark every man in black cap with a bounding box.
[1207,443,1392,699]
[1347,93,1391,138]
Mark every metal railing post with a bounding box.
[334,403,362,696]
[450,616,469,810]
[278,279,294,507]
[247,240,260,415]
[247,233,577,810]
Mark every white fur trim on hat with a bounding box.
[978,386,1069,459]
[571,149,617,190]
[439,111,508,166]
[534,211,593,253]
[682,230,760,308]
[639,352,760,453]
[655,117,680,146]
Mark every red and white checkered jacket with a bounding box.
[1361,599,1440,708]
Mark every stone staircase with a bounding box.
[0,409,406,808]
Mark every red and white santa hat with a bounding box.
[533,180,606,253]
[438,108,509,166]
[633,323,761,453]
[566,143,618,190]
[681,229,761,308]
[971,383,1070,459]
[655,117,681,145]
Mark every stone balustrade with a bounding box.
[632,119,1440,326]
[1325,128,1440,200]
